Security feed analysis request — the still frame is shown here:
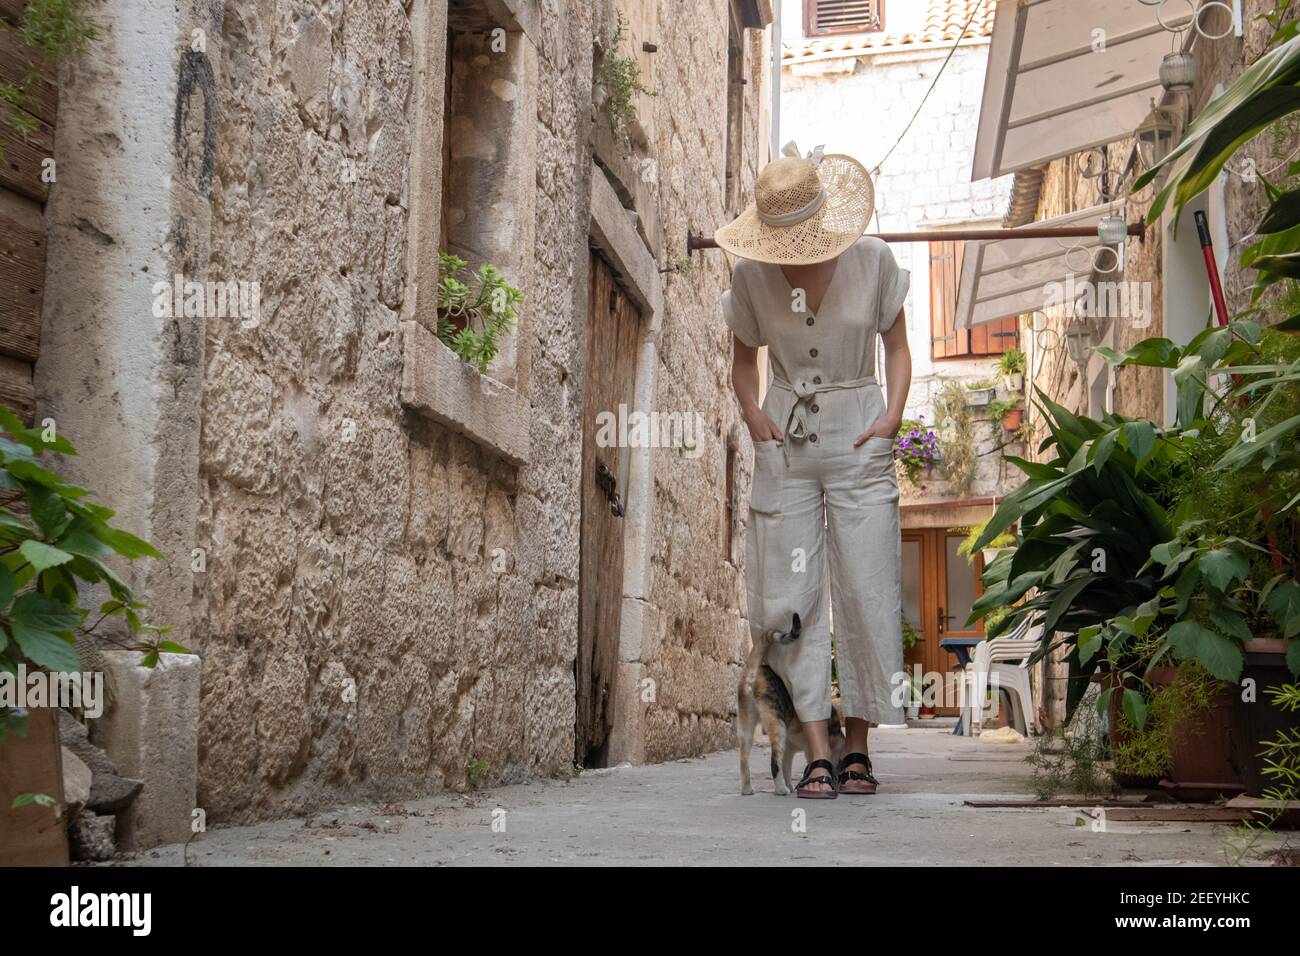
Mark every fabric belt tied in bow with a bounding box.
[770,375,877,463]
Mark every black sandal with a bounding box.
[837,752,879,795]
[796,759,838,799]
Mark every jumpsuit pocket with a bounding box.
[749,440,785,514]
[862,435,896,470]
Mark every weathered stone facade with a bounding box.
[35,0,772,825]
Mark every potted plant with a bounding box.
[964,379,995,407]
[956,519,1016,568]
[0,407,176,862]
[997,348,1026,391]
[436,252,524,375]
[1099,323,1300,795]
[988,397,1023,432]
[902,671,924,720]
[892,417,941,491]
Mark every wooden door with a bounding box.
[576,251,640,768]
[901,528,985,716]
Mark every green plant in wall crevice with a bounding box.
[436,252,523,375]
[594,11,654,146]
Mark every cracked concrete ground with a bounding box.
[118,728,1245,866]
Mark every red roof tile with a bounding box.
[783,0,996,62]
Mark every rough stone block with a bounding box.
[400,320,530,466]
[90,652,201,850]
[68,810,116,862]
[60,746,91,815]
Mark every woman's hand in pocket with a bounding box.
[854,415,900,448]
[744,406,784,444]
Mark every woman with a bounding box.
[717,144,912,799]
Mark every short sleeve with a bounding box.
[722,265,763,348]
[876,243,911,334]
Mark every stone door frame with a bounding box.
[585,163,662,765]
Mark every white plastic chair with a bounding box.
[965,618,1043,737]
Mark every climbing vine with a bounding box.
[933,382,976,496]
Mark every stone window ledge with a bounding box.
[400,320,529,466]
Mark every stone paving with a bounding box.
[115,727,1250,866]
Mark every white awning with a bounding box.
[972,0,1195,180]
[956,203,1122,329]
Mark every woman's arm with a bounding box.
[853,307,911,447]
[732,338,784,443]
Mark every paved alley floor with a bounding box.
[121,728,1246,866]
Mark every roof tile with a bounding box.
[783,0,996,62]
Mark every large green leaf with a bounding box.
[95,525,163,561]
[1121,421,1157,469]
[1199,548,1250,591]
[1266,579,1300,638]
[1259,186,1300,234]
[25,483,70,540]
[1167,619,1244,682]
[1217,412,1300,468]
[18,540,73,574]
[7,593,81,672]
[1162,87,1300,224]
[1122,687,1148,732]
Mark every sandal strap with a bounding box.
[797,759,836,790]
[840,770,878,783]
[838,752,872,773]
[838,752,876,783]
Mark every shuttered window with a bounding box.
[803,0,885,36]
[929,240,1018,359]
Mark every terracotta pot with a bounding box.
[1104,667,1243,795]
[1001,408,1023,431]
[439,310,468,335]
[1102,672,1161,789]
[1149,666,1243,797]
[1232,637,1300,798]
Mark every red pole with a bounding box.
[1194,210,1230,327]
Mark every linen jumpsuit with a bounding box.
[724,236,910,726]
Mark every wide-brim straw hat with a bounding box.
[715,143,875,265]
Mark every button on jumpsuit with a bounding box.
[723,237,910,726]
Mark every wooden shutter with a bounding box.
[930,240,1019,358]
[969,314,1020,356]
[929,240,965,360]
[804,0,885,36]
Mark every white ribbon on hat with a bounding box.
[761,141,827,227]
[781,141,825,165]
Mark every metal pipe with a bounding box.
[687,220,1146,252]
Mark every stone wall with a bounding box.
[36,0,768,824]
[638,7,767,762]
